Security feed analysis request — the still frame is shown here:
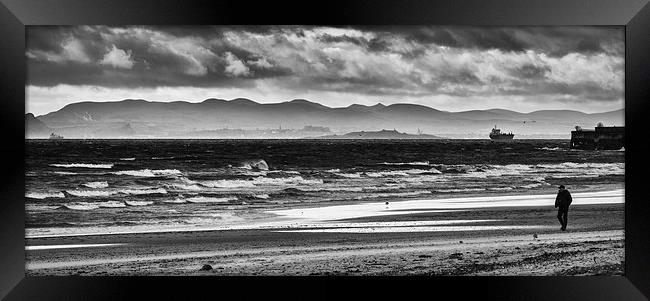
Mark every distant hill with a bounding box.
[32,98,624,138]
[314,129,444,139]
[25,113,52,138]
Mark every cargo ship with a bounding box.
[570,124,624,150]
[489,126,514,141]
[49,132,64,140]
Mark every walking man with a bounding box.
[555,185,572,231]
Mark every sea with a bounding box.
[25,139,625,237]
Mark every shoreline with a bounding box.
[25,186,624,239]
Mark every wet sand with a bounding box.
[25,189,624,276]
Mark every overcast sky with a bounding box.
[26,26,624,115]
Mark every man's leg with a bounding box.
[563,206,569,229]
[559,206,568,230]
[557,208,564,229]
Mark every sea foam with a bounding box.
[125,200,154,206]
[186,196,237,203]
[113,169,182,177]
[83,181,109,189]
[51,163,114,169]
[65,190,116,197]
[26,192,65,199]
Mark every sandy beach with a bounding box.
[25,187,624,276]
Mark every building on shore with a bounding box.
[570,124,624,150]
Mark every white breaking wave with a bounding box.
[97,201,126,208]
[435,188,486,193]
[455,162,625,179]
[240,159,269,170]
[200,179,256,188]
[163,198,187,204]
[51,163,114,169]
[25,204,61,211]
[253,194,270,199]
[25,192,65,199]
[83,181,109,189]
[65,190,116,197]
[381,161,430,166]
[520,183,543,189]
[355,190,432,199]
[365,171,410,177]
[113,169,182,177]
[300,187,364,192]
[186,196,237,203]
[539,147,563,151]
[200,176,323,188]
[168,183,204,191]
[404,168,442,175]
[487,187,515,191]
[334,172,362,178]
[120,157,136,161]
[119,188,167,195]
[125,200,154,206]
[53,171,78,175]
[63,202,100,210]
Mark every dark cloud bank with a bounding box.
[26,25,624,108]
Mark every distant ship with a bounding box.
[570,124,624,150]
[489,126,514,141]
[49,132,64,140]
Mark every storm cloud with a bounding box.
[26,25,624,114]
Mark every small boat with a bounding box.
[49,132,64,140]
[489,126,514,141]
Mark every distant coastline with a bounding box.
[26,98,624,139]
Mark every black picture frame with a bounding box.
[1,0,649,300]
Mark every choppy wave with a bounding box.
[240,159,269,170]
[83,181,109,189]
[300,187,364,192]
[53,171,78,175]
[365,171,410,177]
[63,202,100,210]
[163,198,187,204]
[98,201,127,208]
[26,192,65,199]
[487,187,515,191]
[436,188,486,193]
[125,200,154,206]
[65,190,116,197]
[334,172,362,178]
[51,163,114,169]
[520,183,544,189]
[168,183,204,191]
[186,196,237,203]
[355,190,432,199]
[26,204,62,211]
[120,188,167,195]
[114,169,182,177]
[380,161,430,166]
[365,168,440,178]
[200,176,322,188]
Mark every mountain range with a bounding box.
[25,98,624,139]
